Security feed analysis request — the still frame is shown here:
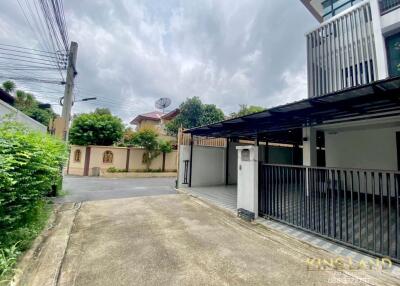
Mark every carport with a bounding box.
[178,76,400,263]
[177,134,298,210]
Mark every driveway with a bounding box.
[56,176,176,203]
[18,194,398,286]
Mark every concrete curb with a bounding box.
[101,172,177,178]
[13,203,81,286]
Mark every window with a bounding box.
[74,149,81,162]
[322,0,364,20]
[103,150,113,163]
[386,32,400,77]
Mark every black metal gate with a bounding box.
[259,163,400,263]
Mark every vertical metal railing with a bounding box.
[306,2,377,97]
[259,163,400,263]
[379,0,400,14]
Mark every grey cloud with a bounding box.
[1,0,318,124]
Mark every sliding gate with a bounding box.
[259,163,400,263]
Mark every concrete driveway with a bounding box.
[18,194,398,286]
[56,176,176,203]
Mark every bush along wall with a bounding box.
[0,121,67,280]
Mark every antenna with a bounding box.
[155,97,171,113]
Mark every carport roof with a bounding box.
[185,76,400,139]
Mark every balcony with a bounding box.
[379,0,400,14]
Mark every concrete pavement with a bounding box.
[17,194,399,286]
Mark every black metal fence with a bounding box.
[183,160,189,184]
[259,163,400,263]
[379,0,400,14]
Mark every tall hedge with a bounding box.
[0,121,67,247]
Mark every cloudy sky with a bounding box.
[0,0,317,124]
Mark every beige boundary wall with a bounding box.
[67,145,177,176]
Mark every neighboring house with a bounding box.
[0,89,46,133]
[67,145,178,176]
[130,108,179,140]
[177,0,400,264]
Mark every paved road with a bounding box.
[56,176,176,203]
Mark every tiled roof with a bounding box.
[161,108,180,120]
[130,109,180,125]
[130,111,164,125]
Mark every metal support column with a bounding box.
[225,138,230,185]
[188,135,194,187]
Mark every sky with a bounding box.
[0,0,318,124]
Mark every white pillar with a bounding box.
[303,127,317,166]
[236,145,258,219]
[370,0,389,80]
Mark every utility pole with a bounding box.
[61,41,78,141]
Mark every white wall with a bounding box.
[325,126,399,170]
[228,142,249,184]
[380,6,400,35]
[0,100,46,133]
[191,146,226,187]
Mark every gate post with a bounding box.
[236,145,259,220]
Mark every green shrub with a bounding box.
[0,244,19,282]
[0,121,67,280]
[107,167,127,173]
[107,167,117,173]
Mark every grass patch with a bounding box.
[0,201,52,284]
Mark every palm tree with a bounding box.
[25,93,35,108]
[2,80,16,94]
[15,90,27,109]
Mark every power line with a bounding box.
[0,74,63,84]
[0,51,66,66]
[13,0,69,82]
[0,43,66,56]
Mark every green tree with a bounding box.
[131,128,160,170]
[119,127,136,146]
[14,90,56,126]
[2,81,16,94]
[69,111,124,146]
[201,104,225,125]
[94,108,111,115]
[159,140,173,171]
[166,97,225,135]
[230,104,264,118]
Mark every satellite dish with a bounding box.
[155,97,171,113]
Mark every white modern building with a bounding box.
[302,0,400,97]
[177,0,400,263]
[0,89,47,133]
